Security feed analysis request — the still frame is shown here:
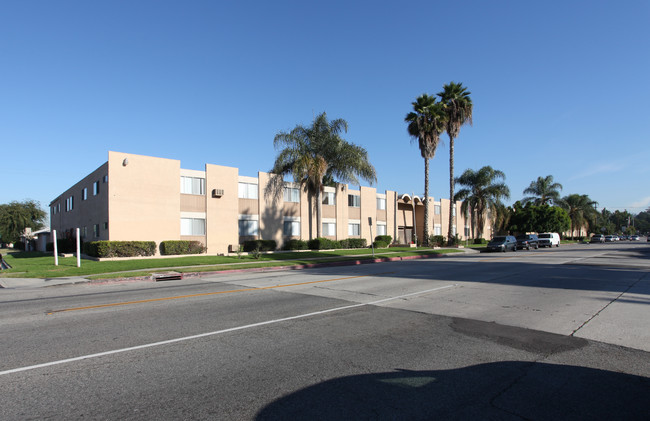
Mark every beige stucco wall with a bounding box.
[108,152,180,249]
[50,162,109,241]
[360,186,376,243]
[206,163,239,253]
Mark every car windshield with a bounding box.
[539,234,551,238]
[491,237,506,242]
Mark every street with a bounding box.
[1,242,649,419]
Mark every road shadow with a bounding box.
[256,361,650,420]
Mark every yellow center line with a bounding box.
[47,272,395,315]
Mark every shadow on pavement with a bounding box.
[256,361,649,420]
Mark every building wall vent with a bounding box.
[212,189,224,198]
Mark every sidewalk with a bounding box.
[0,248,479,289]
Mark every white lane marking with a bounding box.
[0,284,457,376]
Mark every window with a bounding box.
[377,198,386,210]
[93,224,100,238]
[377,224,387,236]
[238,182,258,199]
[452,226,457,236]
[52,204,57,215]
[322,192,336,205]
[238,219,259,236]
[181,176,205,195]
[434,226,442,235]
[81,227,87,238]
[81,188,87,201]
[348,194,360,207]
[283,187,300,203]
[322,222,336,236]
[103,175,108,183]
[65,196,74,212]
[464,227,471,237]
[283,220,300,236]
[181,218,206,236]
[93,181,100,196]
[434,205,441,215]
[348,223,360,236]
[104,222,109,230]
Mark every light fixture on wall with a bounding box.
[123,158,129,166]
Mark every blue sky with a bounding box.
[2,0,649,216]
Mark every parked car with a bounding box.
[516,234,539,250]
[630,235,640,241]
[604,235,616,242]
[590,234,605,243]
[486,235,517,252]
[538,232,560,247]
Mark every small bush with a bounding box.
[160,240,205,255]
[242,240,276,252]
[473,238,488,245]
[283,239,308,250]
[308,237,340,250]
[429,235,446,247]
[347,238,367,248]
[373,235,392,248]
[83,241,157,258]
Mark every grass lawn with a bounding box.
[0,247,463,280]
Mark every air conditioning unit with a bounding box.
[212,189,224,198]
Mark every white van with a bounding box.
[538,232,560,247]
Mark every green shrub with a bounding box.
[308,237,340,250]
[46,238,78,253]
[283,239,308,250]
[347,238,367,248]
[160,240,205,255]
[242,240,276,252]
[373,235,392,248]
[429,235,446,247]
[473,238,488,245]
[83,241,157,258]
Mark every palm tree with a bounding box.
[269,112,377,239]
[522,175,563,206]
[438,82,473,245]
[560,194,598,238]
[405,94,446,246]
[454,166,510,239]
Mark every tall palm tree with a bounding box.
[522,175,563,206]
[454,166,510,239]
[405,94,446,246]
[438,82,473,244]
[269,112,377,239]
[560,194,598,238]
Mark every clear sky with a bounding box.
[2,0,649,217]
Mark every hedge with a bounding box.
[242,240,277,252]
[283,239,308,250]
[340,238,367,249]
[83,241,157,258]
[160,240,205,256]
[46,238,78,253]
[307,237,340,250]
[373,235,392,248]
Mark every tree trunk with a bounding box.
[316,188,322,239]
[448,135,455,245]
[423,157,430,246]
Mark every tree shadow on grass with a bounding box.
[256,361,649,420]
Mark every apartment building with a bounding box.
[49,151,487,255]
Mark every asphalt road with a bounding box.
[1,242,649,420]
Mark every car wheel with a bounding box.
[527,245,531,250]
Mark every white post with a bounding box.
[53,230,59,266]
[76,228,81,268]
